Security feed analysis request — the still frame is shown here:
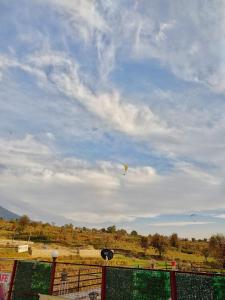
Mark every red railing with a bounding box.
[7,260,17,300]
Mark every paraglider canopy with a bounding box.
[190,214,197,222]
[123,164,128,175]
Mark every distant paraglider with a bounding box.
[190,214,197,222]
[123,164,128,175]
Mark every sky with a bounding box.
[0,0,225,238]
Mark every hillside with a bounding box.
[0,206,19,220]
[0,216,224,272]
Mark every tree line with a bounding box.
[0,216,225,267]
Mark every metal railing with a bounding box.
[52,262,102,296]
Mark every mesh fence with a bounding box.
[12,261,52,300]
[106,267,134,300]
[175,272,225,300]
[176,273,214,300]
[106,268,171,300]
[133,270,171,300]
[105,268,225,300]
[213,275,225,299]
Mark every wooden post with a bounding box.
[77,269,81,292]
[170,271,177,300]
[7,260,18,300]
[49,259,57,295]
[101,266,106,300]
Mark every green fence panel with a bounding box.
[133,270,171,300]
[106,268,171,300]
[213,275,225,300]
[176,273,214,300]
[106,267,134,300]
[12,261,52,300]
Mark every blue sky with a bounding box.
[1,0,225,237]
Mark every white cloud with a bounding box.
[0,51,170,139]
[17,0,225,167]
[69,1,222,93]
[215,214,225,219]
[5,0,225,93]
[96,34,117,82]
[65,212,136,224]
[148,221,215,227]
[175,162,221,186]
[47,0,122,81]
[35,52,170,137]
[47,0,108,43]
[0,135,224,225]
[0,54,47,84]
[127,1,225,93]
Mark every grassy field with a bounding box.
[0,244,212,270]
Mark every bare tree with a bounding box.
[151,234,168,257]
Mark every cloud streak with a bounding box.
[148,221,215,227]
[0,51,170,139]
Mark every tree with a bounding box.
[107,225,116,233]
[201,247,209,262]
[64,223,74,231]
[115,229,127,240]
[151,234,168,257]
[169,233,179,248]
[131,230,138,236]
[30,221,38,228]
[117,229,127,235]
[209,234,225,263]
[140,236,149,253]
[18,215,30,232]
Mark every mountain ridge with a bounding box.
[0,206,19,220]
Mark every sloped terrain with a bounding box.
[0,206,19,220]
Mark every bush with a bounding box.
[181,248,194,254]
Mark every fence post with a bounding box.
[7,260,18,300]
[170,271,177,300]
[49,260,57,295]
[77,269,81,292]
[101,266,106,300]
